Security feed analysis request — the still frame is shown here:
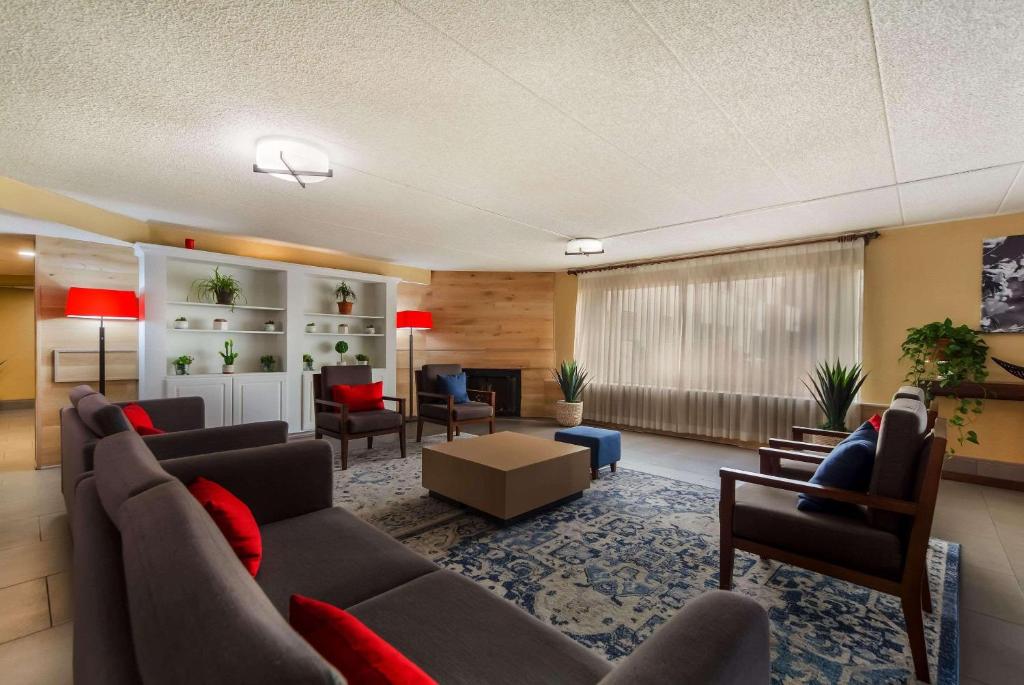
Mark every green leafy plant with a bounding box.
[335,282,356,302]
[552,360,590,403]
[264,320,275,325]
[900,318,988,451]
[802,360,869,431]
[175,316,187,322]
[355,353,370,365]
[173,355,194,366]
[335,340,349,356]
[259,355,276,371]
[218,339,239,365]
[302,353,315,370]
[192,267,246,308]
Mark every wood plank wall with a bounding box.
[397,272,560,418]
[35,237,138,467]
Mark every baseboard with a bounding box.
[941,471,1024,492]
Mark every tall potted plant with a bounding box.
[335,282,356,314]
[900,318,988,452]
[192,267,245,308]
[552,360,590,427]
[802,360,869,445]
[219,339,239,374]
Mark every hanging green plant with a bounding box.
[900,318,988,452]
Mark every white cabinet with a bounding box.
[301,368,385,431]
[164,373,286,427]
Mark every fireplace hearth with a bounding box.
[464,368,522,417]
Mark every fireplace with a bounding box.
[464,368,522,417]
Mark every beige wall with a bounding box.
[553,271,578,366]
[34,237,139,467]
[0,287,35,400]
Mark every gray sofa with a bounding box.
[74,431,770,684]
[60,385,288,521]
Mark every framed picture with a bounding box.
[982,235,1024,332]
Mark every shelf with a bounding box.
[168,328,284,335]
[304,312,385,319]
[304,332,383,337]
[928,381,1024,401]
[168,301,286,312]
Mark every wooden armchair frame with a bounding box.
[312,377,406,470]
[415,387,496,442]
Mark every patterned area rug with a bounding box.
[332,435,959,684]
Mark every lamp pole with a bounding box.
[407,329,414,420]
[98,316,106,395]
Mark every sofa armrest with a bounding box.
[117,396,205,432]
[142,421,288,461]
[598,591,770,685]
[160,441,334,525]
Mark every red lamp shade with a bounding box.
[65,287,139,320]
[396,310,433,330]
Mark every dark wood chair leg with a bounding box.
[455,426,461,436]
[446,421,454,442]
[399,423,407,459]
[901,590,930,683]
[719,540,734,591]
[921,571,933,614]
[719,481,735,591]
[340,438,349,471]
[591,467,598,480]
[488,418,495,434]
[416,418,424,442]
[367,436,373,449]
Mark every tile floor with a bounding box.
[1,417,1022,683]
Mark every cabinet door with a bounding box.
[232,375,288,425]
[164,377,232,428]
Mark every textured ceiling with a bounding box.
[0,0,1022,270]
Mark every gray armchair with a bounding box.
[313,365,406,469]
[415,364,495,441]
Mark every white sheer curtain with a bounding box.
[574,240,863,443]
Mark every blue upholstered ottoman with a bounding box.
[554,426,621,479]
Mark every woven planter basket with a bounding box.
[555,401,584,427]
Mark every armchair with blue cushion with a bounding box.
[414,364,495,442]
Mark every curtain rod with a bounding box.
[566,230,880,275]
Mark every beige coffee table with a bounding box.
[422,431,591,521]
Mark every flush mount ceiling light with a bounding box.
[565,238,604,256]
[252,136,333,189]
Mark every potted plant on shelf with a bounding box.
[552,360,590,427]
[264,320,276,332]
[335,340,349,364]
[365,324,376,334]
[355,353,370,366]
[213,318,229,331]
[802,360,869,446]
[337,323,349,334]
[305,322,317,333]
[172,355,194,375]
[259,355,276,372]
[192,267,245,308]
[173,316,189,330]
[336,281,356,314]
[219,339,239,374]
[900,318,988,453]
[302,353,315,372]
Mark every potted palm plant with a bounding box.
[802,360,869,445]
[335,340,349,364]
[219,339,239,374]
[335,282,356,314]
[552,360,590,427]
[192,267,245,308]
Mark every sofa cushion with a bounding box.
[316,409,403,435]
[734,484,904,578]
[118,481,341,685]
[419,401,493,421]
[331,381,385,413]
[868,398,929,532]
[93,431,174,525]
[77,392,131,437]
[797,437,876,514]
[70,384,98,408]
[347,571,612,685]
[290,594,437,685]
[256,507,437,614]
[188,477,263,576]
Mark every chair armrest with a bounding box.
[314,398,347,412]
[719,468,918,515]
[758,447,826,476]
[381,395,406,413]
[160,441,334,525]
[768,438,833,453]
[141,421,288,461]
[467,388,496,406]
[791,426,849,441]
[598,591,769,685]
[117,396,205,432]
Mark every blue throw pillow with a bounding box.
[437,373,470,404]
[797,437,876,514]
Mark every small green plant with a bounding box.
[265,320,274,325]
[302,353,315,371]
[172,355,194,376]
[355,353,370,365]
[335,340,349,357]
[335,282,356,302]
[901,318,988,452]
[175,316,187,322]
[802,360,869,432]
[259,355,276,371]
[219,339,239,365]
[552,360,590,403]
[192,267,246,308]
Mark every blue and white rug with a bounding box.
[333,436,959,684]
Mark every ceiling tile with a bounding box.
[999,165,1024,215]
[870,0,1024,180]
[899,164,1021,226]
[801,187,903,232]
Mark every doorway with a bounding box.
[0,234,36,471]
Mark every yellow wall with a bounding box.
[0,287,35,400]
[554,271,578,365]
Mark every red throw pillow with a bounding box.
[290,594,436,685]
[122,403,165,435]
[187,477,262,576]
[868,413,882,431]
[331,382,385,413]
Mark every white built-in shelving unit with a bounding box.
[135,243,399,433]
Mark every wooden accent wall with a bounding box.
[35,237,138,467]
[397,272,560,418]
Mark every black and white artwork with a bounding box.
[982,235,1024,332]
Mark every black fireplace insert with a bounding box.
[463,368,522,417]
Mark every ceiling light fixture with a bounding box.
[252,136,333,189]
[565,238,604,256]
[17,249,35,258]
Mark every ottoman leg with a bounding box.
[591,467,598,480]
[611,462,617,473]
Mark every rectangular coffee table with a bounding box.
[421,431,591,521]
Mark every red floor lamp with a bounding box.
[65,287,139,395]
[396,310,433,419]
